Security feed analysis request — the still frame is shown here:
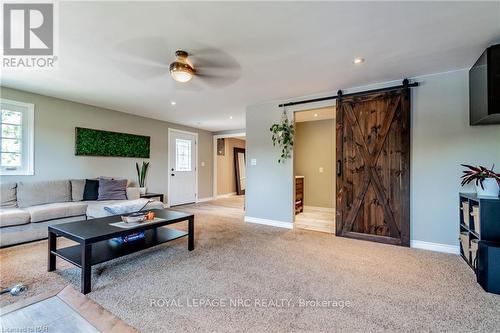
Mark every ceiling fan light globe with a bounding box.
[169,61,195,83]
[171,70,193,83]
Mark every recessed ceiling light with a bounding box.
[314,113,318,117]
[353,57,365,64]
[229,116,233,119]
[171,101,176,106]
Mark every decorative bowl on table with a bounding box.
[121,212,147,223]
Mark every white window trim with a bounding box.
[0,98,35,176]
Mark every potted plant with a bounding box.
[270,108,294,163]
[461,164,500,197]
[136,161,150,195]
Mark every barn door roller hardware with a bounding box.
[277,79,418,108]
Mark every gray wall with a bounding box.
[0,87,213,201]
[246,102,295,223]
[245,69,500,246]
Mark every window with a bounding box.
[0,99,34,175]
[175,138,192,171]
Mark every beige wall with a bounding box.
[217,138,245,195]
[294,118,335,208]
[0,87,213,201]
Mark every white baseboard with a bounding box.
[197,197,214,203]
[216,192,237,199]
[244,216,293,229]
[411,240,459,254]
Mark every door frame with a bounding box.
[291,104,336,224]
[167,128,199,207]
[212,132,246,198]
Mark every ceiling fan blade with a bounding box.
[196,71,240,88]
[114,36,171,66]
[111,58,167,80]
[191,48,241,70]
[111,36,172,79]
[189,47,242,87]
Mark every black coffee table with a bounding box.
[48,209,194,294]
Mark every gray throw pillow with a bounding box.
[98,177,127,201]
[17,180,71,208]
[70,179,86,201]
[1,183,17,208]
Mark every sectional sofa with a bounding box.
[0,180,164,247]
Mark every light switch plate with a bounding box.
[251,158,257,166]
[319,167,324,173]
[201,161,205,167]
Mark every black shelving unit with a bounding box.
[459,192,500,294]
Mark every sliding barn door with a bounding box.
[336,88,410,246]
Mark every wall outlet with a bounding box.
[251,158,257,166]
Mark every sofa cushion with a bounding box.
[1,183,17,208]
[71,179,85,201]
[83,179,99,201]
[0,208,30,228]
[98,177,127,200]
[25,202,88,223]
[17,180,71,208]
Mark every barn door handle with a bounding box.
[336,160,342,177]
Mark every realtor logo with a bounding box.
[2,2,58,69]
[3,3,53,55]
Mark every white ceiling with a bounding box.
[2,2,499,132]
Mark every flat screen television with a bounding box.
[469,44,500,125]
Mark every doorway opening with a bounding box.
[212,133,246,210]
[293,106,336,233]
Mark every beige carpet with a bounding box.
[1,197,499,332]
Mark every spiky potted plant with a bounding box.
[461,164,500,197]
[136,161,150,195]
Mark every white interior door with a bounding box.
[169,130,197,206]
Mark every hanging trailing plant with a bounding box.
[270,107,294,163]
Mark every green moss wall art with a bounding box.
[75,127,150,158]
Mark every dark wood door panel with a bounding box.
[336,89,410,246]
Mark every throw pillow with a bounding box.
[17,180,71,208]
[83,179,99,201]
[70,179,85,201]
[0,183,17,208]
[126,187,141,200]
[98,177,127,201]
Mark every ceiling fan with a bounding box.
[112,38,241,89]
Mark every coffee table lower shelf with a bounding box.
[52,227,188,267]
